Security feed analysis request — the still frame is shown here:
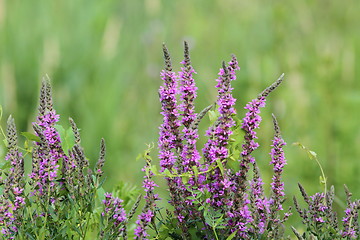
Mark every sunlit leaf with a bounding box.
[54,125,75,156]
[208,110,220,124]
[21,132,41,143]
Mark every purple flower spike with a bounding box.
[269,114,287,217]
[0,116,25,238]
[229,95,266,234]
[341,202,359,239]
[179,41,201,174]
[29,78,68,200]
[134,209,154,239]
[170,42,205,225]
[249,163,269,234]
[341,185,359,239]
[101,193,127,238]
[157,44,187,226]
[266,114,292,238]
[241,97,266,164]
[237,74,284,193]
[158,44,181,172]
[135,146,159,240]
[3,116,24,198]
[203,56,239,166]
[200,56,240,224]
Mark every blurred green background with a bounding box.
[1,0,359,234]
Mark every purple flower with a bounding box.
[238,74,284,187]
[158,45,181,173]
[203,57,239,165]
[293,184,342,238]
[101,193,127,237]
[179,41,201,175]
[341,187,359,239]
[202,56,239,210]
[12,187,23,196]
[142,179,158,192]
[241,97,266,162]
[269,114,287,225]
[3,117,24,197]
[134,210,154,239]
[135,144,159,239]
[249,164,269,234]
[229,75,284,237]
[230,96,267,232]
[29,80,68,200]
[31,111,63,196]
[0,198,17,238]
[0,116,25,238]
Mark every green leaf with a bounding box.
[204,212,213,226]
[208,110,220,124]
[192,165,199,180]
[96,187,106,203]
[54,125,76,155]
[226,230,238,240]
[65,127,75,147]
[3,138,8,148]
[48,206,59,221]
[0,160,11,170]
[150,165,158,175]
[216,159,225,176]
[226,156,240,172]
[21,132,41,142]
[181,175,189,185]
[163,169,172,177]
[95,175,107,189]
[215,215,224,226]
[136,153,142,161]
[25,232,36,240]
[204,208,223,228]
[186,196,197,200]
[55,124,66,138]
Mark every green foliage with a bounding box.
[226,116,244,172]
[54,124,76,156]
[113,181,140,208]
[20,132,41,143]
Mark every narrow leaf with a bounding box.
[226,230,238,240]
[216,159,225,176]
[21,132,41,142]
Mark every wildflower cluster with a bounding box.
[0,78,143,239]
[0,116,25,238]
[155,43,359,240]
[134,146,159,239]
[100,193,127,239]
[0,42,359,240]
[292,183,360,239]
[155,42,290,239]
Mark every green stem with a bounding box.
[213,226,219,240]
[293,142,328,198]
